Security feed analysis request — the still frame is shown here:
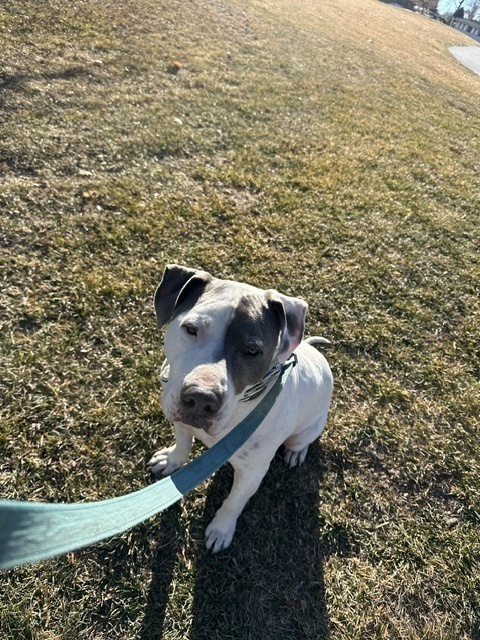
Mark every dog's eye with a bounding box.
[183,324,198,336]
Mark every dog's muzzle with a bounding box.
[160,360,227,431]
[179,383,225,428]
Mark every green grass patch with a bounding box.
[1,0,479,638]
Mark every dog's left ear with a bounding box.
[266,290,307,361]
[154,264,212,328]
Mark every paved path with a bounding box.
[450,46,480,77]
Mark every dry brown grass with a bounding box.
[1,0,479,638]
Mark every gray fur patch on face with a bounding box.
[224,294,282,394]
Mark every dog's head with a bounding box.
[154,264,307,435]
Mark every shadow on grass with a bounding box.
[139,503,183,640]
[0,67,100,112]
[141,445,345,640]
[471,616,480,640]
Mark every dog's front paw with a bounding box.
[147,446,185,477]
[284,444,309,468]
[205,513,237,553]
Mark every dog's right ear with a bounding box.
[265,290,308,362]
[154,264,212,328]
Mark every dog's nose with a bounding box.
[180,386,223,423]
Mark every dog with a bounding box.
[147,264,333,552]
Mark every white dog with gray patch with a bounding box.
[148,265,333,552]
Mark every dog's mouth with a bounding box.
[182,415,217,433]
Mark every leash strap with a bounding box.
[0,355,296,570]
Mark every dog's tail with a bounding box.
[304,336,332,347]
[304,336,331,349]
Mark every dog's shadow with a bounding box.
[140,445,337,640]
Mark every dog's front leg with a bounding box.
[148,423,193,477]
[205,463,270,553]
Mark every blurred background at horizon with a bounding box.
[392,0,480,21]
[438,0,457,13]
[437,0,476,15]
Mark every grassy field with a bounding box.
[1,0,479,637]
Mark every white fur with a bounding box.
[148,280,333,553]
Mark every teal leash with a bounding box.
[0,355,296,570]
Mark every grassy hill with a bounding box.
[1,0,479,638]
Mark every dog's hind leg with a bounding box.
[283,417,327,468]
[283,443,310,468]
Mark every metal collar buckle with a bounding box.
[239,352,298,403]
